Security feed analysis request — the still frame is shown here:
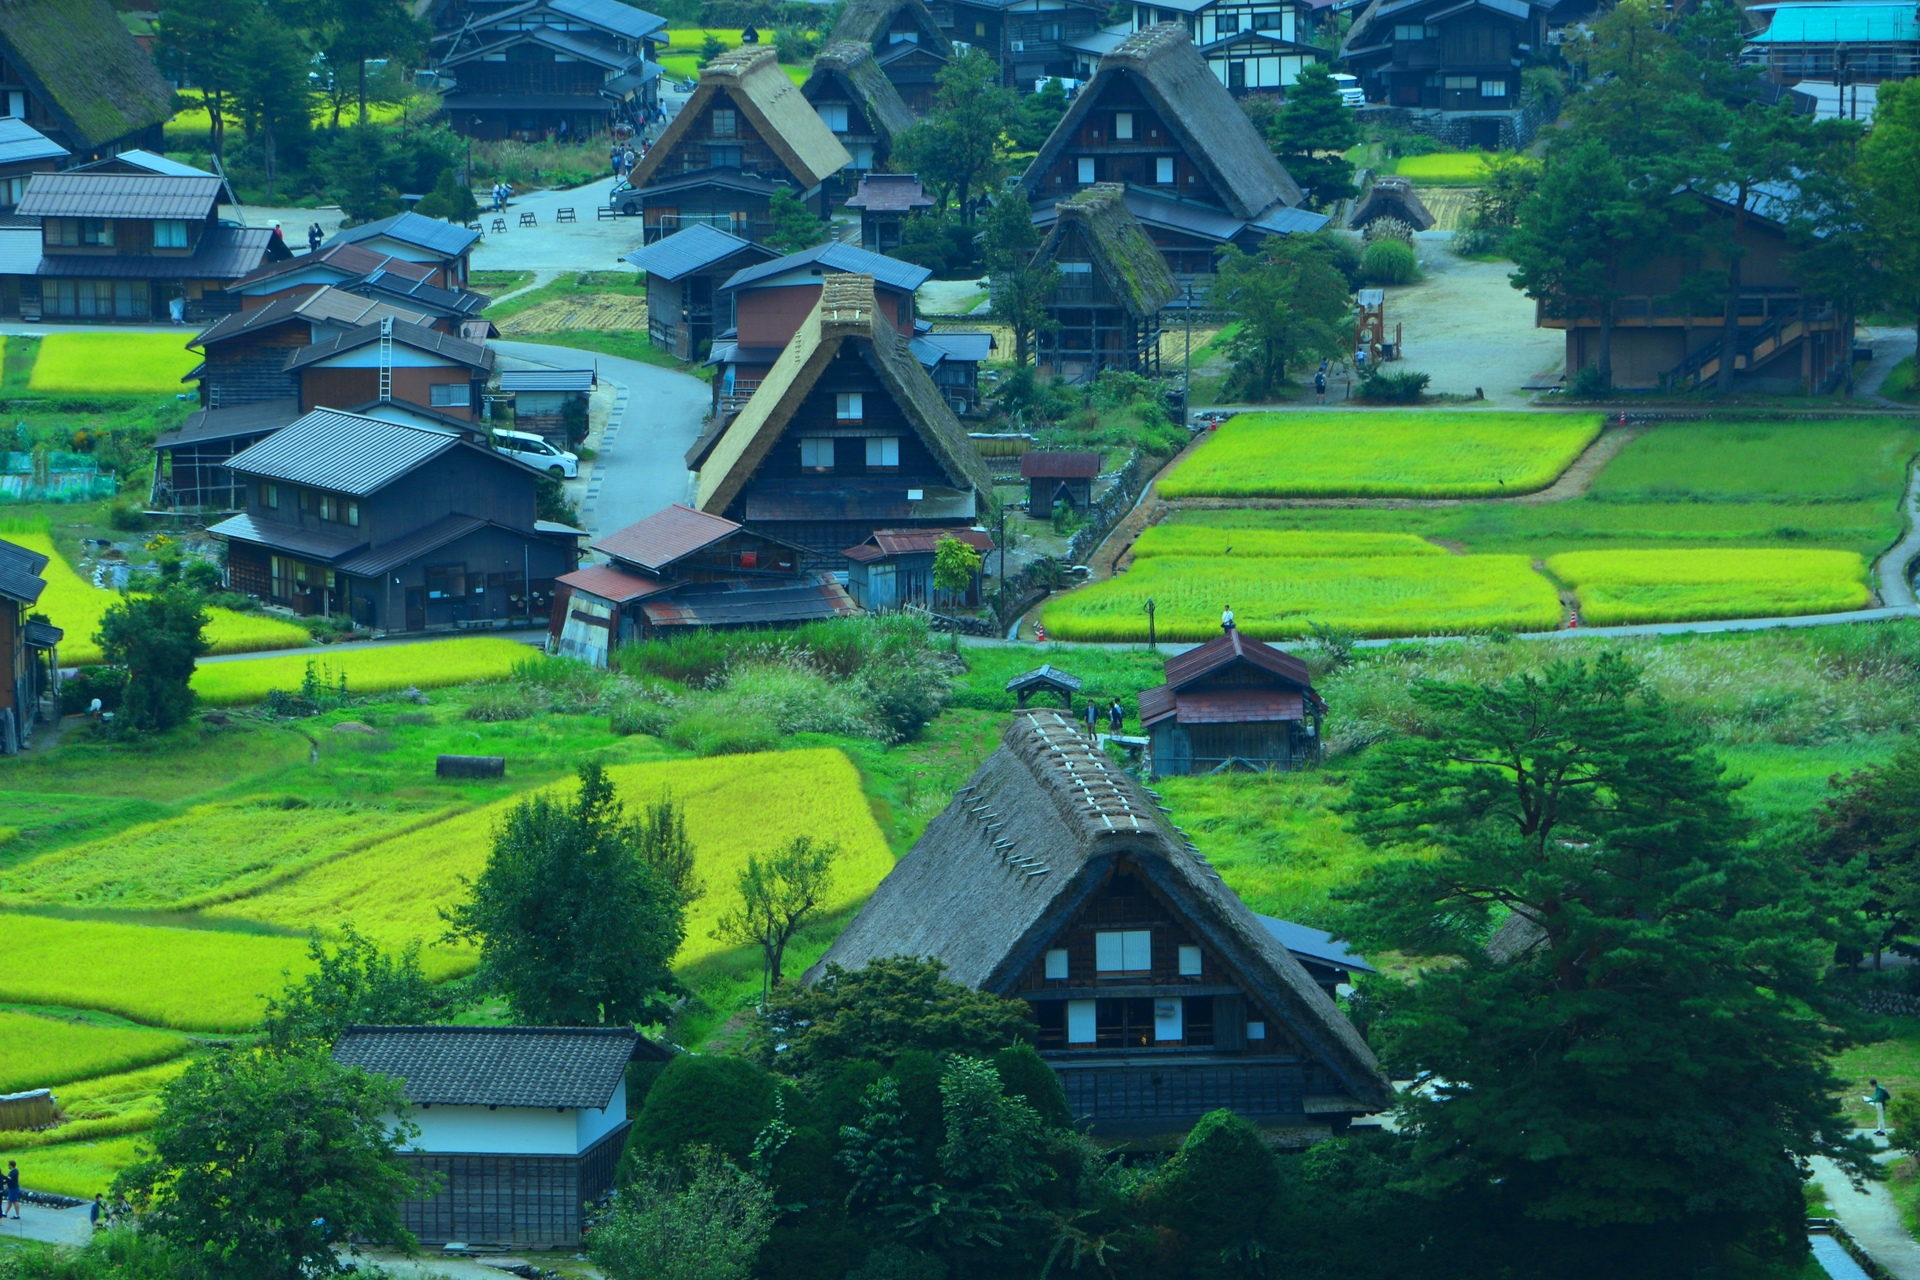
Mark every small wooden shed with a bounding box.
[1006,663,1082,710]
[1138,628,1324,778]
[842,527,994,610]
[1022,451,1102,516]
[842,172,934,252]
[500,368,595,446]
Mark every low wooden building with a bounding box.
[941,0,1112,88]
[188,287,436,409]
[1339,0,1557,149]
[842,172,934,252]
[1744,2,1920,85]
[285,321,494,420]
[694,273,996,564]
[830,0,952,111]
[811,709,1389,1138]
[1032,184,1176,381]
[0,536,59,755]
[434,0,666,141]
[622,224,778,360]
[500,367,594,444]
[150,398,302,513]
[1007,663,1083,710]
[551,503,855,664]
[625,47,852,245]
[321,212,481,291]
[1021,450,1102,514]
[333,1025,669,1248]
[842,526,993,610]
[1120,0,1322,91]
[224,243,493,332]
[1138,628,1324,777]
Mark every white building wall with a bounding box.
[403,1105,580,1155]
[577,1079,628,1150]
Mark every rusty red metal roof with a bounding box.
[639,574,858,627]
[1162,628,1314,691]
[590,504,743,572]
[1174,689,1306,723]
[1021,451,1102,479]
[851,527,995,558]
[556,563,673,604]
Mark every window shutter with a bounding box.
[1066,1000,1097,1043]
[1178,945,1202,976]
[1094,931,1123,972]
[1154,998,1183,1041]
[1045,948,1069,979]
[1121,930,1151,971]
[1214,994,1246,1049]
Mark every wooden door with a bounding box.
[405,587,425,631]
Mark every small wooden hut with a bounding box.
[1138,628,1324,778]
[1021,451,1102,515]
[1006,663,1082,710]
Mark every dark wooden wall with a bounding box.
[203,329,305,406]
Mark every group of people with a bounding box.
[610,140,648,178]
[0,1160,123,1231]
[1082,698,1127,737]
[488,181,516,212]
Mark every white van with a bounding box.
[493,429,579,478]
[1330,72,1366,108]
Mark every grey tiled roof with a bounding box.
[622,223,772,281]
[326,210,481,259]
[222,409,465,496]
[333,1025,654,1109]
[335,513,489,576]
[205,511,368,561]
[17,172,223,220]
[0,537,50,606]
[721,240,932,295]
[284,321,493,372]
[154,398,302,450]
[36,226,273,282]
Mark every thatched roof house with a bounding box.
[1033,184,1177,381]
[0,0,172,156]
[811,709,1390,1137]
[831,0,950,52]
[803,41,916,173]
[695,273,993,562]
[1347,176,1436,233]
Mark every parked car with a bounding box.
[608,179,642,216]
[493,429,579,478]
[1330,73,1365,107]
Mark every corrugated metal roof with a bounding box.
[36,225,272,282]
[855,527,993,556]
[231,242,435,290]
[720,240,932,294]
[1751,2,1919,40]
[1172,688,1306,723]
[155,398,302,449]
[640,573,859,627]
[843,173,934,213]
[335,513,490,576]
[591,503,741,571]
[352,269,491,316]
[284,320,492,372]
[0,118,66,166]
[621,223,773,281]
[0,537,49,606]
[500,368,595,392]
[333,1025,658,1109]
[557,562,673,603]
[446,25,642,69]
[1021,450,1101,478]
[918,330,994,363]
[16,172,223,220]
[206,511,368,561]
[93,148,215,178]
[1163,628,1316,691]
[1258,915,1375,974]
[222,409,466,496]
[327,210,482,259]
[478,0,667,40]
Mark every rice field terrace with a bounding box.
[1046,413,1920,641]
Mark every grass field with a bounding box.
[0,1060,191,1155]
[27,334,202,394]
[0,1011,190,1094]
[191,637,535,705]
[1589,419,1920,504]
[209,749,894,975]
[1548,549,1872,625]
[1042,554,1563,641]
[0,914,312,1032]
[1389,151,1505,185]
[0,1133,144,1198]
[1158,412,1603,499]
[657,28,812,83]
[0,801,458,911]
[1130,528,1445,560]
[6,533,310,665]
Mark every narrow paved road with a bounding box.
[1875,465,1920,608]
[0,1201,93,1247]
[489,339,708,539]
[1812,1150,1920,1280]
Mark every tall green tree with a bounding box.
[260,926,447,1050]
[1855,79,1920,357]
[156,0,248,163]
[114,1048,425,1280]
[443,761,689,1024]
[1267,63,1360,207]
[893,50,1017,221]
[322,0,425,123]
[1210,233,1352,396]
[713,834,839,992]
[982,194,1060,367]
[766,186,832,254]
[756,956,1034,1077]
[1812,741,1920,962]
[96,586,208,733]
[233,5,317,199]
[1335,655,1868,1267]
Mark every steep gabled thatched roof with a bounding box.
[1036,183,1177,317]
[830,0,950,54]
[805,41,917,147]
[695,273,993,515]
[629,46,851,192]
[810,709,1392,1110]
[1347,176,1435,232]
[1022,23,1304,219]
[0,0,172,150]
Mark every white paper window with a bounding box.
[1095,930,1151,972]
[153,220,188,249]
[1067,999,1097,1043]
[865,436,899,468]
[430,383,471,406]
[1114,111,1134,139]
[818,103,849,131]
[1247,1020,1267,1041]
[800,437,834,469]
[1480,79,1509,97]
[1155,156,1175,184]
[1045,948,1069,979]
[1154,998,1183,1041]
[1076,157,1096,183]
[836,392,864,420]
[1178,945,1202,976]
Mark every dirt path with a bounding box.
[1874,464,1920,607]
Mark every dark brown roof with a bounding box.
[697,274,993,515]
[590,503,742,573]
[1020,450,1102,479]
[0,536,49,606]
[557,563,674,603]
[639,573,859,627]
[1140,631,1323,727]
[154,398,302,450]
[283,321,493,372]
[845,526,994,559]
[1165,627,1313,688]
[16,173,222,219]
[842,171,935,214]
[806,42,917,150]
[1037,184,1178,317]
[810,709,1390,1110]
[0,0,172,150]
[333,1025,664,1109]
[629,46,850,192]
[230,242,437,291]
[830,0,950,51]
[36,226,272,283]
[1164,688,1308,723]
[1022,24,1305,219]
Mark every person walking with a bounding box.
[1222,604,1235,632]
[90,1193,104,1230]
[1314,367,1327,404]
[5,1160,20,1219]
[307,222,322,253]
[1108,699,1124,735]
[1868,1079,1891,1135]
[1085,698,1100,736]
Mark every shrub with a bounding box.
[859,660,949,743]
[1360,238,1419,285]
[628,1055,778,1170]
[107,502,149,532]
[59,664,128,714]
[181,560,224,592]
[616,629,737,686]
[1356,367,1432,403]
[1362,216,1415,245]
[463,682,542,722]
[610,696,676,737]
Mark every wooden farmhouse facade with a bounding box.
[812,709,1390,1137]
[210,409,579,631]
[842,526,994,610]
[938,0,1112,87]
[1021,25,1324,290]
[1127,0,1322,91]
[1538,183,1854,394]
[188,287,437,409]
[1340,0,1557,149]
[0,536,59,755]
[695,273,994,566]
[1140,629,1325,777]
[625,47,851,245]
[623,224,778,360]
[0,0,173,161]
[1744,2,1920,85]
[435,0,666,141]
[224,243,494,331]
[1032,183,1176,382]
[831,0,951,110]
[335,1025,669,1248]
[285,322,493,419]
[803,42,917,176]
[843,172,935,252]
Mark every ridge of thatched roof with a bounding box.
[1038,183,1177,316]
[1347,176,1435,232]
[806,41,917,146]
[830,0,950,54]
[695,273,993,515]
[630,45,851,192]
[809,708,1392,1110]
[1022,23,1304,219]
[0,0,172,149]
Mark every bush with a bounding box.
[616,630,737,686]
[1356,367,1431,403]
[627,1055,779,1171]
[59,664,129,714]
[1360,238,1419,285]
[859,659,948,743]
[181,560,224,592]
[107,502,149,532]
[464,682,542,722]
[611,695,676,737]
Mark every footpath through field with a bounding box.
[1812,1143,1920,1280]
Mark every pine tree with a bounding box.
[1268,63,1359,207]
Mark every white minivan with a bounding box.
[1330,73,1366,108]
[493,429,579,478]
